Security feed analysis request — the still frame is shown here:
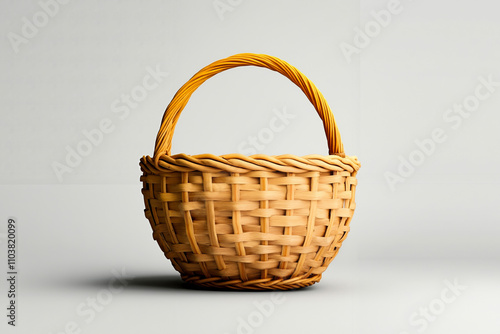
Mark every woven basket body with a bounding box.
[140,54,360,290]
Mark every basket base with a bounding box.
[181,274,322,291]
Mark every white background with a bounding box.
[1,0,499,333]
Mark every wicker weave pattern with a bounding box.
[140,154,359,290]
[140,54,360,290]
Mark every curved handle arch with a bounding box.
[153,53,344,162]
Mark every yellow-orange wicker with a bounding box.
[140,53,360,290]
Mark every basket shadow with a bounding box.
[124,274,190,291]
[129,275,319,293]
[74,273,319,293]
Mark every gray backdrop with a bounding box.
[1,1,499,333]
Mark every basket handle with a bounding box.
[153,53,344,162]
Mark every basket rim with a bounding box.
[140,153,360,174]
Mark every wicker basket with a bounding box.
[140,53,360,290]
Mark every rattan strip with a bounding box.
[160,175,189,264]
[202,172,226,271]
[292,172,319,277]
[259,176,270,279]
[231,173,248,281]
[181,172,211,277]
[279,172,294,271]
